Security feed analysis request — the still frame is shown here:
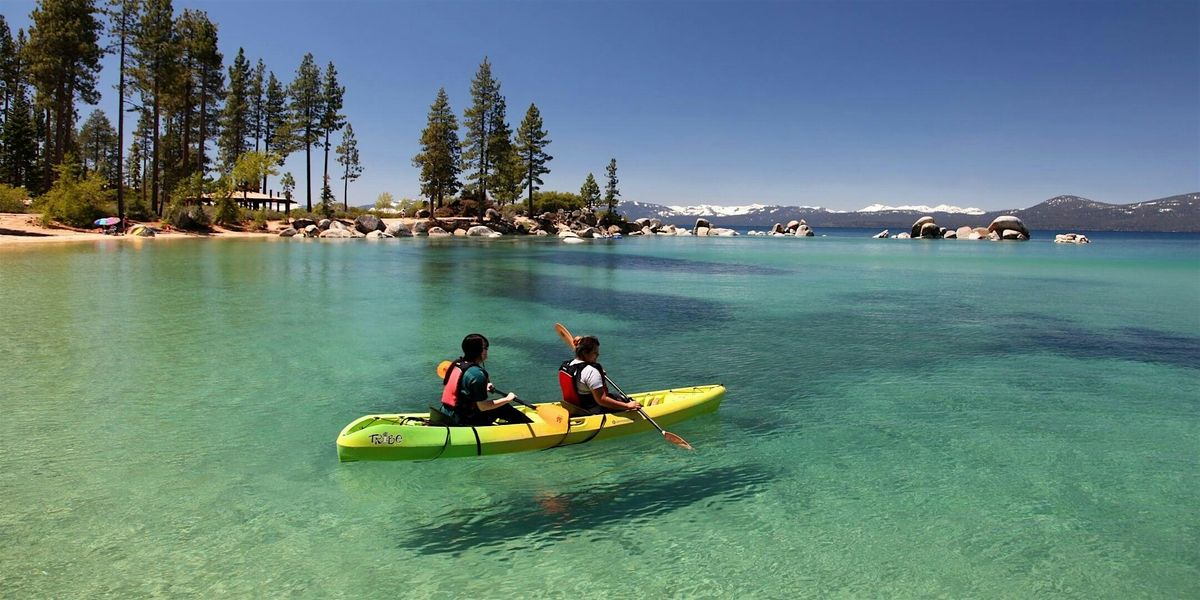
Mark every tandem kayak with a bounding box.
[336,384,724,461]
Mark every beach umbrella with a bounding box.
[94,217,121,226]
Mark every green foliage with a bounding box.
[162,200,212,231]
[227,150,279,196]
[599,210,627,228]
[289,53,323,211]
[462,57,501,199]
[38,161,111,227]
[397,198,425,216]
[516,103,552,215]
[0,184,30,212]
[219,47,252,170]
[213,195,241,225]
[580,173,602,210]
[533,190,583,214]
[374,191,395,210]
[251,209,268,231]
[605,158,620,216]
[318,182,335,218]
[413,87,461,207]
[336,122,363,207]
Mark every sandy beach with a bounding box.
[0,213,398,246]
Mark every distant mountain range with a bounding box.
[617,193,1200,232]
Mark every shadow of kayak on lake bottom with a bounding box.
[402,464,775,556]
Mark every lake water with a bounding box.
[1,231,1197,598]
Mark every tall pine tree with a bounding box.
[412,87,461,211]
[287,53,322,211]
[604,158,620,217]
[1,30,37,188]
[105,0,140,224]
[462,57,501,201]
[335,121,361,210]
[24,0,104,182]
[130,0,180,214]
[218,47,251,172]
[319,61,344,194]
[261,70,287,193]
[515,103,552,216]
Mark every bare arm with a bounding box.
[592,387,641,412]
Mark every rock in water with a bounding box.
[988,215,1030,240]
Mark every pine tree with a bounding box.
[462,57,501,201]
[130,0,180,214]
[487,93,521,206]
[335,122,362,210]
[0,16,14,123]
[185,9,221,174]
[1,55,37,187]
[288,53,322,211]
[105,0,140,225]
[24,0,105,180]
[77,108,116,184]
[250,58,264,152]
[515,103,552,216]
[604,158,620,216]
[279,170,295,217]
[412,87,461,211]
[580,173,601,210]
[218,47,251,172]
[261,70,287,193]
[319,61,344,194]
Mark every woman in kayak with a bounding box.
[559,335,642,414]
[438,334,533,426]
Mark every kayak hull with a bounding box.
[336,384,724,461]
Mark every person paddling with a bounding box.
[437,334,533,426]
[558,335,642,414]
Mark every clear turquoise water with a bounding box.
[1,233,1197,598]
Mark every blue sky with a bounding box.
[5,0,1198,210]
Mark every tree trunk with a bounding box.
[116,30,126,229]
[152,84,160,215]
[343,161,349,210]
[305,127,312,212]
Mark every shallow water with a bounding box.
[1,232,1197,598]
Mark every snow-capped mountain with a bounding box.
[858,204,985,215]
[618,193,1200,231]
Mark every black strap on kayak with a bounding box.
[471,427,482,457]
[428,427,453,461]
[575,413,607,446]
[546,412,577,450]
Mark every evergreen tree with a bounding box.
[319,61,344,193]
[604,158,620,216]
[335,122,362,210]
[261,70,287,192]
[0,16,14,122]
[24,0,105,179]
[515,103,552,216]
[218,47,251,172]
[174,8,221,178]
[125,138,142,194]
[462,57,501,201]
[487,94,521,206]
[411,87,461,211]
[130,0,180,214]
[287,53,322,211]
[105,0,141,225]
[580,173,601,210]
[1,53,37,188]
[77,108,117,184]
[250,58,264,152]
[279,170,295,217]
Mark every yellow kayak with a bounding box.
[336,384,724,461]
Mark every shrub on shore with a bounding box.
[0,184,30,213]
[37,163,110,228]
[163,200,212,231]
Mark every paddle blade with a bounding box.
[663,431,695,451]
[554,323,576,350]
[436,360,452,379]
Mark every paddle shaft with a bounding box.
[604,376,669,436]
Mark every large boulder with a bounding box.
[1055,233,1091,244]
[303,224,319,237]
[911,216,936,238]
[576,227,597,238]
[484,208,502,222]
[466,225,498,237]
[943,229,958,239]
[894,232,912,239]
[955,226,974,240]
[1001,229,1027,240]
[795,224,814,237]
[278,227,297,237]
[695,226,711,236]
[693,218,712,234]
[385,222,412,237]
[365,230,385,239]
[558,229,580,238]
[712,228,739,236]
[918,222,941,239]
[988,215,1030,239]
[634,218,652,230]
[453,228,468,237]
[416,208,431,218]
[873,229,890,239]
[329,220,349,231]
[355,214,385,234]
[318,218,331,231]
[769,223,785,235]
[411,220,430,235]
[427,227,450,237]
[319,228,351,238]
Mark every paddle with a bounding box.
[435,360,568,430]
[553,323,694,450]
